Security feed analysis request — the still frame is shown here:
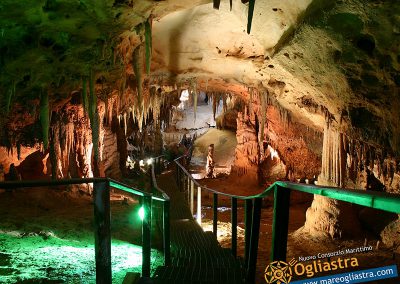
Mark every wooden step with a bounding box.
[152,265,245,284]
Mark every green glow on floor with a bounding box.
[0,233,163,283]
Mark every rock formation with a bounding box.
[0,0,399,241]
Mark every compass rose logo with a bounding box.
[264,258,297,284]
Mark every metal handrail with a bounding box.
[151,156,170,202]
[173,156,400,284]
[150,155,171,266]
[175,159,400,212]
[175,160,249,199]
[0,176,167,284]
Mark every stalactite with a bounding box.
[213,0,220,9]
[88,70,99,160]
[133,44,144,106]
[106,97,113,126]
[192,81,198,122]
[151,91,161,124]
[49,129,57,179]
[81,77,88,114]
[6,82,15,114]
[247,0,256,34]
[177,84,181,100]
[120,74,127,108]
[124,112,127,136]
[276,104,290,128]
[212,93,217,120]
[145,16,152,75]
[138,110,144,133]
[104,98,109,127]
[64,122,75,168]
[260,91,266,143]
[370,149,375,170]
[40,90,50,150]
[88,71,96,123]
[16,142,21,160]
[249,88,253,116]
[217,93,222,113]
[320,123,346,187]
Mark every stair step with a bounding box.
[152,171,246,284]
[153,266,245,284]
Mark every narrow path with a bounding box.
[149,170,245,284]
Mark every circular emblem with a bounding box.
[264,261,293,284]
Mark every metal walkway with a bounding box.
[149,171,245,284]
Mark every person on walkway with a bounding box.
[206,144,214,178]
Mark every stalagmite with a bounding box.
[206,144,215,178]
[124,112,127,136]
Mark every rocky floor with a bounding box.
[0,186,163,284]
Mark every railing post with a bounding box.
[174,163,176,180]
[150,165,155,188]
[176,165,181,190]
[142,195,152,277]
[187,177,190,203]
[197,186,202,225]
[160,157,164,172]
[247,198,262,284]
[190,180,194,214]
[155,157,159,174]
[178,167,182,191]
[157,157,162,174]
[231,197,237,257]
[213,193,218,236]
[93,181,111,284]
[182,172,186,194]
[179,168,183,191]
[163,200,171,266]
[271,185,291,261]
[244,199,253,269]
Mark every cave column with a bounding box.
[300,122,361,239]
[206,144,215,178]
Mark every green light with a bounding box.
[138,206,145,220]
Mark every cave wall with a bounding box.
[0,92,124,182]
[231,90,322,185]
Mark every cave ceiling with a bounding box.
[1,0,399,154]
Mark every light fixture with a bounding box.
[138,206,145,220]
[146,158,153,165]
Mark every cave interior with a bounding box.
[0,0,400,283]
